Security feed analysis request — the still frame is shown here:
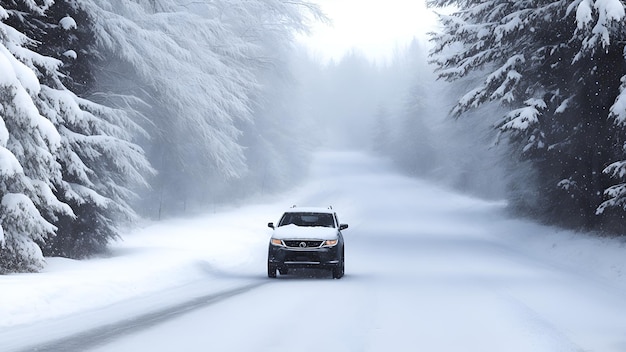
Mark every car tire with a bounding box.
[268,263,277,278]
[332,264,344,279]
[332,248,345,279]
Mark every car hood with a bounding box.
[272,224,339,240]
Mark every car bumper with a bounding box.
[268,245,341,268]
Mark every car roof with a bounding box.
[282,206,335,214]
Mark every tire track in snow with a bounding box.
[15,281,267,352]
[496,289,587,352]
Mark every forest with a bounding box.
[1,0,626,273]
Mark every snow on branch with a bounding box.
[597,183,626,214]
[65,183,110,208]
[500,98,546,131]
[0,117,8,148]
[485,55,525,87]
[574,0,626,52]
[555,97,572,114]
[597,161,626,214]
[610,75,626,125]
[451,54,525,115]
[0,42,40,95]
[59,16,77,30]
[1,193,56,244]
[0,192,56,272]
[494,9,533,42]
[558,178,578,191]
[574,0,593,28]
[0,146,24,177]
[603,160,626,179]
[453,86,488,115]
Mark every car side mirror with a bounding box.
[268,222,275,229]
[339,224,348,230]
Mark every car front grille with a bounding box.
[285,253,321,263]
[283,240,324,248]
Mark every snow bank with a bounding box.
[0,204,275,328]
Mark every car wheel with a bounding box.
[332,248,345,279]
[279,267,289,275]
[332,264,344,279]
[268,263,277,278]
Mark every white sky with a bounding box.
[299,0,439,63]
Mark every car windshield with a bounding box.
[278,212,335,228]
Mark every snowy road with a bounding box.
[5,151,626,351]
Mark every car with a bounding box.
[267,206,348,279]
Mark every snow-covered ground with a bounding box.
[3,151,626,351]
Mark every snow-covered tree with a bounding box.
[0,2,67,272]
[387,41,438,177]
[429,0,626,230]
[0,1,152,269]
[80,0,322,217]
[392,90,437,177]
[358,40,439,178]
[0,0,325,269]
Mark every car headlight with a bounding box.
[270,238,284,246]
[323,239,338,247]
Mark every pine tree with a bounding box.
[80,0,323,217]
[0,2,68,272]
[39,2,152,258]
[1,1,152,266]
[388,40,437,177]
[429,0,626,230]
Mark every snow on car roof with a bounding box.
[283,206,335,214]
